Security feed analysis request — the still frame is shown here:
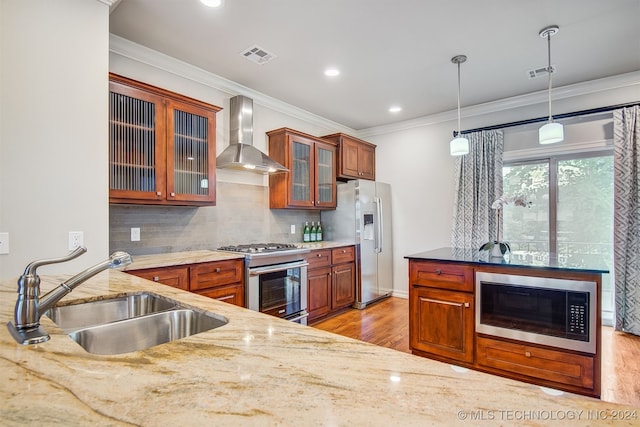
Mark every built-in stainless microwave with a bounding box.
[475,272,596,354]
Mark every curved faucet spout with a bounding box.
[7,248,133,345]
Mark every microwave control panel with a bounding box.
[567,292,589,341]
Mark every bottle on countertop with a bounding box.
[310,221,317,242]
[303,221,310,243]
[316,221,323,242]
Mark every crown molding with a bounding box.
[109,34,355,134]
[95,0,118,6]
[357,71,640,138]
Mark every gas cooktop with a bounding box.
[218,243,302,254]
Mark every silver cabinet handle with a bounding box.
[156,191,162,196]
[153,276,160,282]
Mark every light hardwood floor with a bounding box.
[313,297,640,407]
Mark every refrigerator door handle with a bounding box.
[374,197,383,253]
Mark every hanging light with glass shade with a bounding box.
[450,55,469,156]
[538,25,564,144]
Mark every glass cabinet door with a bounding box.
[166,100,216,204]
[315,142,336,208]
[109,82,166,201]
[289,137,315,207]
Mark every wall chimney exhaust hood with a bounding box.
[216,95,288,173]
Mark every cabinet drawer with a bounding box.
[476,336,595,390]
[307,249,332,269]
[189,259,244,291]
[332,246,355,264]
[128,266,189,291]
[195,282,244,307]
[409,261,473,292]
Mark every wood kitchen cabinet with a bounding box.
[128,265,190,291]
[307,246,355,323]
[407,256,602,397]
[321,133,376,181]
[128,258,244,307]
[267,128,337,209]
[409,261,474,364]
[109,73,221,206]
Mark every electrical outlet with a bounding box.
[68,231,84,250]
[131,227,140,242]
[0,232,9,254]
[290,224,296,234]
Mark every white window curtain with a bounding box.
[451,130,504,249]
[613,105,640,336]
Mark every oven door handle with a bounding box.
[287,311,310,322]
[249,261,309,276]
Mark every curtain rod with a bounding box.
[455,101,640,136]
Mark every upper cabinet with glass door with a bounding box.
[267,128,337,209]
[108,74,221,206]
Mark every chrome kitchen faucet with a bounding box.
[7,247,132,345]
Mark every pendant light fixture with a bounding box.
[450,55,469,156]
[538,25,563,144]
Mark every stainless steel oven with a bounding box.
[247,259,308,324]
[218,244,310,324]
[476,272,596,354]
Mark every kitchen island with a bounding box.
[1,267,637,426]
[405,247,610,399]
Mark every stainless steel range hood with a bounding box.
[216,95,288,173]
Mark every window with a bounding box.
[502,152,614,324]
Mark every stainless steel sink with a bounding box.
[44,292,228,355]
[68,309,228,355]
[45,292,177,331]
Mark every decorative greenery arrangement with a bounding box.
[479,195,532,257]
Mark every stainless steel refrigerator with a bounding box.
[321,180,393,309]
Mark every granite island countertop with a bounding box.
[405,247,610,274]
[1,270,636,426]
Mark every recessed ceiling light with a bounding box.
[388,106,402,113]
[324,68,340,77]
[200,0,223,7]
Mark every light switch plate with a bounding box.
[131,227,140,242]
[290,224,296,234]
[0,232,9,254]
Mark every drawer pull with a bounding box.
[215,268,221,273]
[464,302,470,308]
[342,249,346,253]
[525,351,531,358]
[317,253,322,257]
[153,276,160,282]
[435,269,441,275]
[156,191,162,196]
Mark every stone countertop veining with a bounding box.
[299,241,355,250]
[122,243,355,271]
[122,250,246,271]
[1,272,637,426]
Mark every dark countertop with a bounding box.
[405,247,610,274]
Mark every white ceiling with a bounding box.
[109,0,640,130]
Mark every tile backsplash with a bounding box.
[109,182,320,255]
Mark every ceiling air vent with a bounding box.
[241,45,276,65]
[527,64,556,79]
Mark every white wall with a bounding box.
[0,0,110,279]
[365,76,640,298]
